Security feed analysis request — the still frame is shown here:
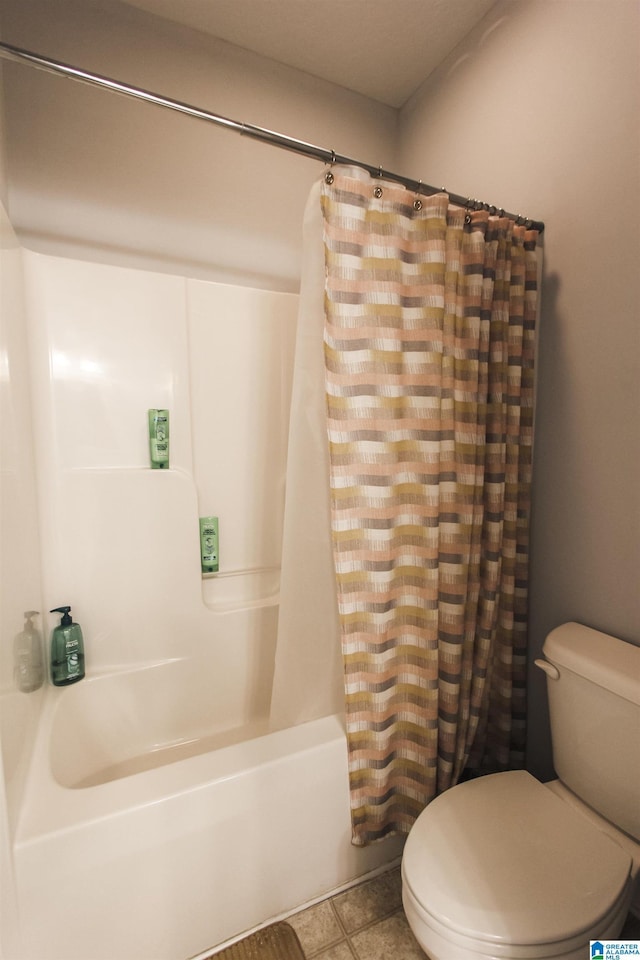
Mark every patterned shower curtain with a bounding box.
[321,167,541,845]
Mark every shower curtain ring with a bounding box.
[414,179,423,211]
[372,165,384,198]
[324,150,336,184]
[465,198,473,225]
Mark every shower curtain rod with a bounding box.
[0,40,544,232]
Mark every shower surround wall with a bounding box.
[23,250,297,673]
[6,247,404,960]
[0,202,41,960]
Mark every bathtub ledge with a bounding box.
[15,704,346,846]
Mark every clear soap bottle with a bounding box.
[14,611,45,692]
[50,606,85,686]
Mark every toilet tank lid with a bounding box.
[543,622,640,706]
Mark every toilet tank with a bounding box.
[541,622,640,841]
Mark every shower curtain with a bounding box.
[270,181,344,730]
[273,166,541,845]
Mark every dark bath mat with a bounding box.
[202,922,305,960]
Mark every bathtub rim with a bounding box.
[15,680,347,847]
[47,653,275,790]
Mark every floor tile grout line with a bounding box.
[304,937,349,960]
[328,868,404,938]
[303,871,407,960]
[300,900,350,959]
[334,902,404,939]
[327,899,360,960]
[285,863,406,960]
[345,937,360,960]
[329,898,350,938]
[303,929,349,960]
[345,907,409,951]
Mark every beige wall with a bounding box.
[0,0,397,291]
[400,0,640,777]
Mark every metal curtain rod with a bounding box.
[0,40,544,232]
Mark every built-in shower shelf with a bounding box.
[201,566,280,611]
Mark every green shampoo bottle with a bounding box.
[199,516,219,574]
[148,409,169,469]
[50,606,85,686]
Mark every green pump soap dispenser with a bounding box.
[50,606,85,686]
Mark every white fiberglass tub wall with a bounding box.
[0,202,44,960]
[51,637,278,791]
[14,250,403,960]
[23,250,296,667]
[17,700,402,960]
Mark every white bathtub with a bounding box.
[13,657,404,960]
[50,656,276,790]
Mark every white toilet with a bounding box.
[402,622,640,960]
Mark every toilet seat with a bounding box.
[402,770,632,959]
[402,880,631,960]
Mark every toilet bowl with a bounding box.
[402,770,635,960]
[401,624,640,960]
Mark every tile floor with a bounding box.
[284,864,640,960]
[285,866,425,960]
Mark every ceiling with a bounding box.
[122,0,498,108]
